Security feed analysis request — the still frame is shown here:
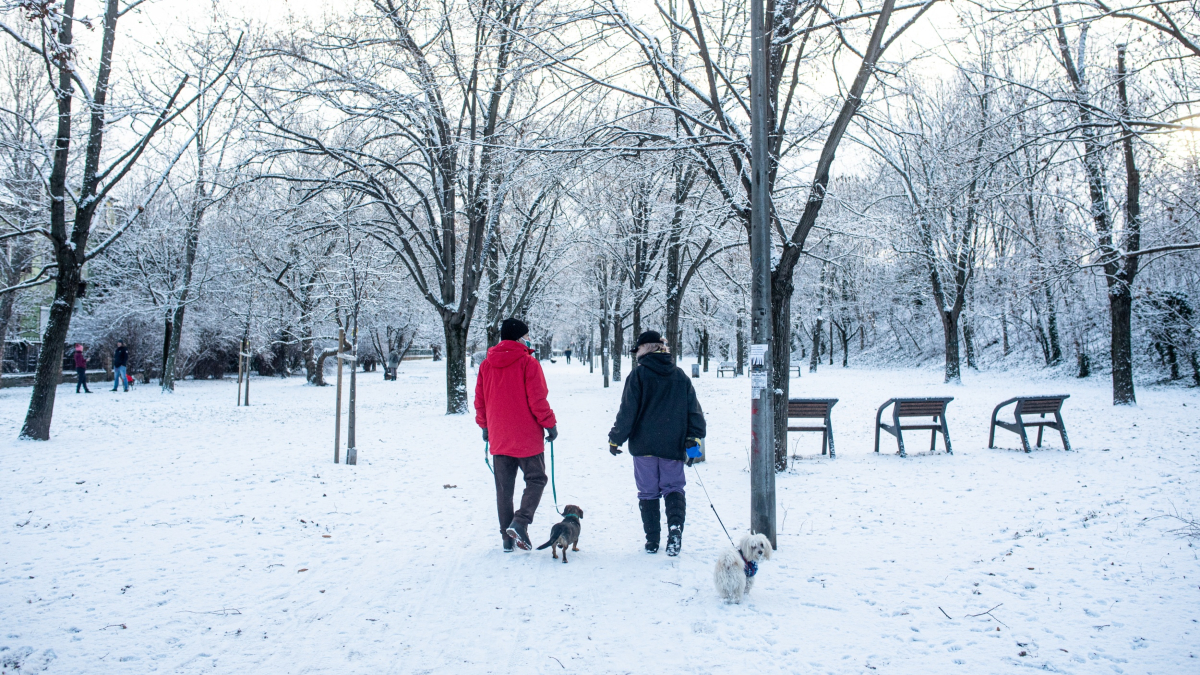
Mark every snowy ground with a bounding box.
[2,359,1199,674]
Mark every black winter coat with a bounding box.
[607,352,706,461]
[113,346,128,368]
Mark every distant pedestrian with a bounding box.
[564,347,573,364]
[607,331,706,556]
[474,318,558,552]
[112,341,129,392]
[73,344,91,393]
[386,349,400,381]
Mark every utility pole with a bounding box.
[749,0,777,548]
[346,326,358,466]
[334,328,344,464]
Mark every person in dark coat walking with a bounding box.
[608,331,706,556]
[474,318,559,552]
[112,341,129,392]
[73,344,91,393]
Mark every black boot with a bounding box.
[506,520,532,550]
[664,492,685,556]
[639,499,661,553]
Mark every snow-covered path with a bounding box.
[2,361,1198,674]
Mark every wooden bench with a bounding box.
[989,395,1071,453]
[787,398,838,459]
[717,361,737,377]
[789,362,801,377]
[874,397,954,458]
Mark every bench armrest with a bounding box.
[990,397,1020,428]
[876,398,897,428]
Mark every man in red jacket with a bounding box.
[475,318,559,551]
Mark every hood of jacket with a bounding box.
[486,340,535,368]
[637,351,677,376]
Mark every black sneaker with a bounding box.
[665,525,682,556]
[505,520,532,550]
[645,540,659,554]
[502,536,514,553]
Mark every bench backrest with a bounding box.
[718,362,736,368]
[787,399,835,419]
[1016,396,1066,415]
[895,399,950,417]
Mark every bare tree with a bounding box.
[0,0,234,439]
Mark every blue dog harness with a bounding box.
[741,553,758,578]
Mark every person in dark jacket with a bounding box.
[608,330,706,556]
[112,341,129,392]
[474,318,559,552]
[73,344,91,393]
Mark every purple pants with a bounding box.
[633,456,686,500]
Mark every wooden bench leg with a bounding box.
[827,417,835,460]
[942,420,953,455]
[821,428,828,456]
[1056,414,1072,452]
[988,420,997,448]
[1017,420,1032,453]
[929,417,937,452]
[1036,423,1044,448]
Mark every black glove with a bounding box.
[609,442,623,456]
[482,428,488,442]
[545,426,558,442]
[686,456,695,467]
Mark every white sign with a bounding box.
[749,343,768,366]
[750,373,767,398]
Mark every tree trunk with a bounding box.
[443,320,469,413]
[770,274,793,471]
[962,316,977,370]
[162,304,187,390]
[736,311,746,375]
[1044,285,1062,365]
[611,313,624,382]
[301,317,317,383]
[1001,302,1010,356]
[808,316,822,373]
[21,270,79,439]
[1109,287,1135,404]
[160,316,172,385]
[940,310,962,383]
[701,328,709,371]
[599,315,610,388]
[1075,337,1091,378]
[828,321,834,366]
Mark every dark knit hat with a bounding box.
[500,318,529,342]
[631,330,665,354]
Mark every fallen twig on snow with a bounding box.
[180,608,242,616]
[549,656,564,668]
[965,603,1007,627]
[101,623,126,630]
[938,607,953,620]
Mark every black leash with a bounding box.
[691,463,757,578]
[690,464,737,549]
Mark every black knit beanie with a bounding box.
[500,318,529,342]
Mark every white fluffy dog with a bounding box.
[713,533,772,604]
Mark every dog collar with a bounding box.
[561,513,580,520]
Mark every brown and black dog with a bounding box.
[535,505,583,563]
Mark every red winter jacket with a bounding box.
[474,340,556,458]
[73,352,87,369]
